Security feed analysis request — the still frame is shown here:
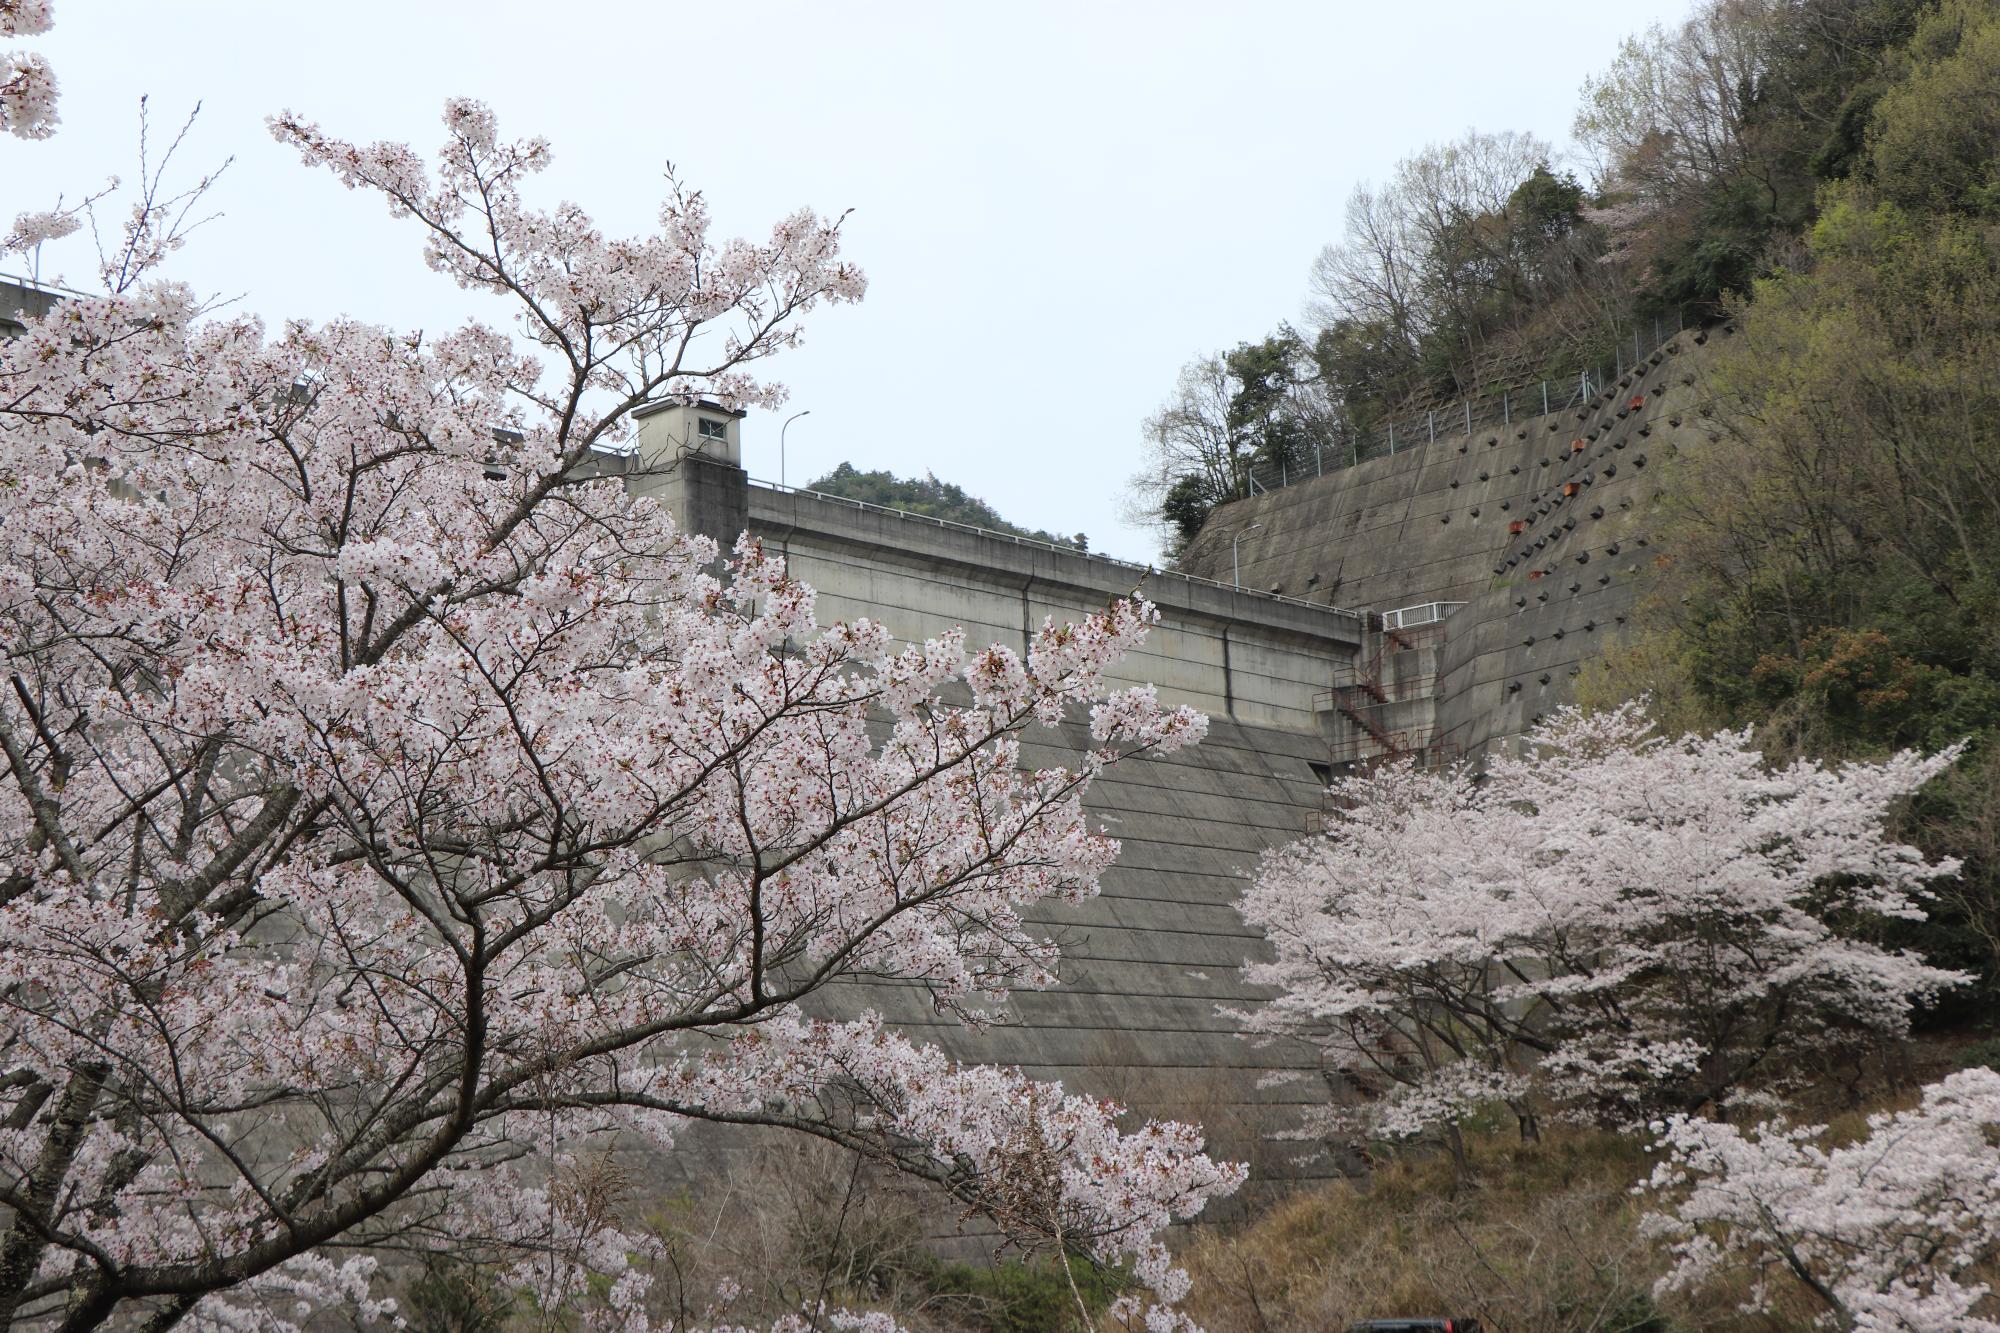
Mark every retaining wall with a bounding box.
[1179,331,1723,760]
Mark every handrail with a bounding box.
[747,477,1365,622]
[0,271,96,300]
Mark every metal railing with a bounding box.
[1239,312,1695,497]
[0,271,93,299]
[747,478,1366,621]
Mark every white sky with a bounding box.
[5,0,1697,562]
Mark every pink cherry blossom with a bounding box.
[0,0,56,139]
[0,0,52,34]
[0,47,53,138]
[3,208,76,248]
[0,98,1231,1331]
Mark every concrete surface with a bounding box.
[622,460,1377,1217]
[1179,332,1722,761]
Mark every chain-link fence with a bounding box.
[1239,312,1695,496]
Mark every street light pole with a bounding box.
[780,409,810,488]
[1232,522,1264,591]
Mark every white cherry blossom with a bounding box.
[1644,1067,2000,1331]
[1232,704,1965,1150]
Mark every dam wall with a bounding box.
[618,325,1726,1215]
[743,480,1365,733]
[630,456,1372,1213]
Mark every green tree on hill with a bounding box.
[1130,0,1937,551]
[805,462,1085,550]
[1591,0,2000,1011]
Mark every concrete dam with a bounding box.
[625,402,1366,1212]
[623,323,1710,1212]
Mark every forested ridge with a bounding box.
[1584,0,2000,1023]
[1131,0,1960,556]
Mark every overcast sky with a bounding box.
[6,0,1697,562]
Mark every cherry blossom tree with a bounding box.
[0,98,1241,1331]
[1,0,56,140]
[1232,704,1965,1164]
[1644,1066,2000,1331]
